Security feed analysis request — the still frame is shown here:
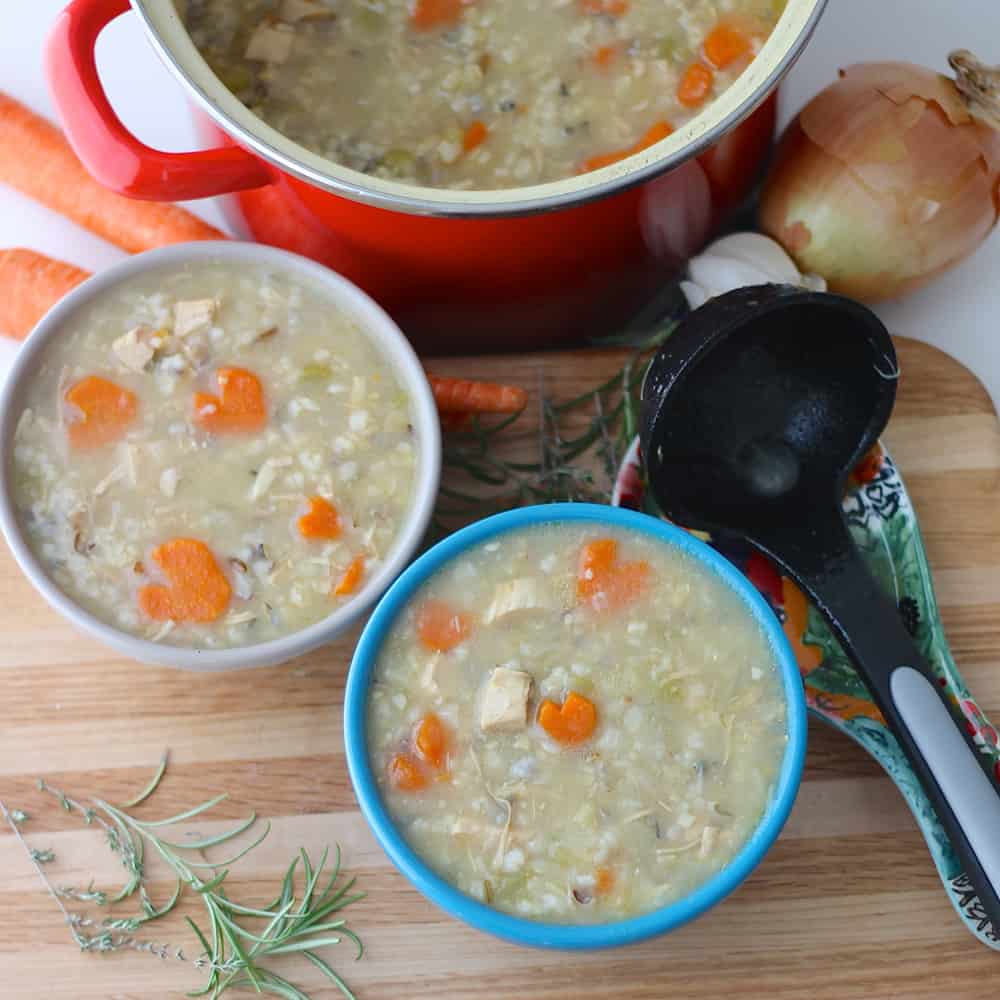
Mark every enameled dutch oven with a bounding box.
[46,0,826,352]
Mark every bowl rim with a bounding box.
[344,501,807,949]
[0,240,441,671]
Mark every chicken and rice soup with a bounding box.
[11,259,417,648]
[180,0,786,189]
[367,522,787,921]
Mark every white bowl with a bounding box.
[0,242,441,670]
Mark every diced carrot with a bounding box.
[595,866,616,894]
[678,62,714,107]
[538,691,598,746]
[194,367,267,434]
[428,374,528,414]
[298,496,341,540]
[463,120,489,153]
[137,538,232,623]
[64,375,138,450]
[577,537,650,611]
[416,599,472,652]
[410,0,468,30]
[592,45,617,71]
[0,248,90,339]
[415,712,450,769]
[578,0,629,15]
[387,751,428,792]
[703,23,751,69]
[333,555,365,596]
[579,119,673,173]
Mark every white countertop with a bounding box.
[1,0,998,407]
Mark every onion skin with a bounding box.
[759,62,1000,302]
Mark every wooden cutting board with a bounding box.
[2,337,999,1000]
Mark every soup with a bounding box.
[367,522,787,922]
[11,259,417,648]
[179,0,786,190]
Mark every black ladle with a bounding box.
[640,284,1000,933]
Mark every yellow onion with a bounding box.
[759,52,1000,302]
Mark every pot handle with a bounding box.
[45,0,274,202]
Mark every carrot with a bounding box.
[595,866,616,894]
[427,374,527,414]
[333,555,365,596]
[462,120,489,153]
[678,62,715,107]
[578,0,629,15]
[298,496,341,540]
[0,93,225,254]
[592,45,617,71]
[0,248,89,338]
[703,23,751,70]
[416,599,472,652]
[415,712,450,770]
[387,751,428,792]
[194,367,267,434]
[538,691,597,745]
[579,120,673,173]
[577,537,650,611]
[64,375,138,450]
[410,0,468,30]
[138,538,232,623]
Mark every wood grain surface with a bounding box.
[2,338,999,999]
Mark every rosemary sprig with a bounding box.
[3,756,364,999]
[434,316,676,535]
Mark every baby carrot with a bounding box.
[0,93,225,253]
[194,367,267,434]
[64,375,138,450]
[137,538,232,623]
[298,496,341,540]
[333,555,365,596]
[703,23,751,69]
[387,751,428,792]
[578,0,629,15]
[579,120,673,173]
[462,120,489,153]
[0,248,89,338]
[427,374,528,414]
[678,62,714,107]
[538,691,598,746]
[410,0,468,30]
[416,599,472,652]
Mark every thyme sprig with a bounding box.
[3,755,364,999]
[434,318,676,535]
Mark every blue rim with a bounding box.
[344,503,806,949]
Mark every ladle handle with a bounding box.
[784,516,1000,935]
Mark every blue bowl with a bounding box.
[344,503,806,949]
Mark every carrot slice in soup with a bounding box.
[577,537,650,610]
[138,538,232,623]
[592,45,617,70]
[678,62,714,107]
[64,375,138,449]
[194,367,266,434]
[463,120,489,153]
[333,555,365,596]
[577,538,618,600]
[703,23,751,69]
[416,599,472,652]
[415,713,450,769]
[299,496,341,540]
[410,0,467,30]
[388,752,428,792]
[595,866,616,894]
[538,691,597,746]
[579,120,673,173]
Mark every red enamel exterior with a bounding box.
[46,0,780,351]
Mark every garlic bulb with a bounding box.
[680,232,826,310]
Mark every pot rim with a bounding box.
[137,0,827,218]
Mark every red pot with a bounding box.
[46,0,826,353]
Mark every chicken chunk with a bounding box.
[479,667,532,733]
[112,325,156,372]
[173,298,217,338]
[483,577,556,624]
[244,22,295,63]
